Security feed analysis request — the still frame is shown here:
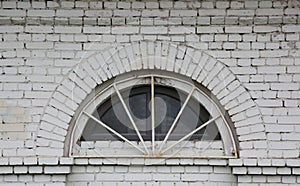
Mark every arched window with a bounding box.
[68,71,238,158]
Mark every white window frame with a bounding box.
[68,71,238,158]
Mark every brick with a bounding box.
[260,50,288,57]
[282,25,300,33]
[141,26,168,34]
[266,124,294,133]
[24,91,52,99]
[17,2,31,8]
[26,164,41,173]
[145,2,159,8]
[32,1,46,8]
[142,10,169,17]
[0,10,25,17]
[152,173,180,181]
[46,1,59,8]
[74,159,89,165]
[256,9,283,16]
[25,26,53,33]
[256,99,282,107]
[83,26,110,34]
[169,26,195,34]
[271,159,286,166]
[24,157,38,165]
[14,166,28,174]
[54,26,82,33]
[232,51,259,58]
[114,10,140,18]
[229,100,254,114]
[285,8,300,15]
[39,157,58,165]
[262,167,277,175]
[0,42,24,49]
[225,26,252,33]
[9,157,23,165]
[197,26,224,33]
[0,91,23,98]
[277,116,300,124]
[0,26,23,33]
[170,10,197,17]
[197,17,210,25]
[86,10,112,17]
[56,10,84,17]
[293,168,300,174]
[248,167,262,174]
[0,141,24,148]
[232,167,247,174]
[27,10,55,17]
[26,42,53,49]
[36,147,63,156]
[49,97,76,116]
[103,1,116,9]
[271,83,299,90]
[221,86,245,105]
[125,173,152,181]
[44,166,71,174]
[258,66,286,74]
[209,159,227,166]
[282,133,300,141]
[159,1,172,8]
[112,26,139,34]
[270,141,297,150]
[235,116,262,128]
[55,43,82,51]
[199,9,226,16]
[0,158,9,165]
[96,173,124,181]
[231,67,257,74]
[254,26,281,33]
[181,174,208,181]
[229,159,243,166]
[0,166,13,174]
[227,10,254,16]
[243,159,257,166]
[277,168,291,175]
[258,159,271,166]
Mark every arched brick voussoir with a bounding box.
[37,41,265,158]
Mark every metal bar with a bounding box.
[113,84,149,154]
[151,76,155,154]
[82,111,145,154]
[161,115,220,154]
[158,86,195,152]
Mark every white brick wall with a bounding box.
[0,0,299,185]
[66,162,237,186]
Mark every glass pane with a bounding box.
[128,90,149,136]
[154,92,180,140]
[81,85,220,141]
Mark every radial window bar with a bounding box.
[113,84,149,155]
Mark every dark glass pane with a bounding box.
[154,92,181,140]
[81,85,221,141]
[129,91,148,119]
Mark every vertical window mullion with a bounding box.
[151,76,155,154]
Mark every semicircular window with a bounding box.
[70,72,237,158]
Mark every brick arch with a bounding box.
[37,41,265,158]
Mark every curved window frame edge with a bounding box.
[66,70,239,159]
